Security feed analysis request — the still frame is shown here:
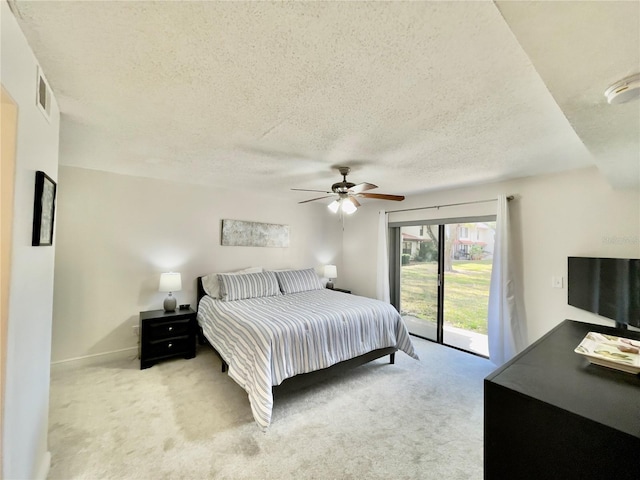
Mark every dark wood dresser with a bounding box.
[484,319,640,480]
[139,308,196,369]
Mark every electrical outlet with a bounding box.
[132,324,140,337]
[552,276,563,289]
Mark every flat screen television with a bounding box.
[568,257,640,329]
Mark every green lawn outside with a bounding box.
[400,260,492,334]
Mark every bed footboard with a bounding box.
[204,341,395,378]
[271,347,398,391]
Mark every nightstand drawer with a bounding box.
[147,336,190,358]
[147,318,191,340]
[139,308,197,369]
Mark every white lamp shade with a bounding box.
[159,272,182,292]
[341,199,357,214]
[327,200,340,213]
[324,265,337,279]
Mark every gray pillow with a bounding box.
[274,268,323,294]
[218,271,280,301]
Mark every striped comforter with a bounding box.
[197,289,418,429]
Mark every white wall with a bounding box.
[52,166,343,362]
[343,166,640,344]
[2,1,61,478]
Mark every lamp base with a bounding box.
[164,294,177,312]
[326,281,334,289]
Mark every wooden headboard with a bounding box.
[196,276,206,312]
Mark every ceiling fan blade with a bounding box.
[298,195,335,204]
[292,188,333,194]
[348,196,361,207]
[358,193,405,201]
[348,182,378,194]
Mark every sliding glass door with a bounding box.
[399,225,440,342]
[442,222,494,356]
[393,219,495,357]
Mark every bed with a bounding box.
[196,268,418,429]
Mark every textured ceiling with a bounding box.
[9,0,640,202]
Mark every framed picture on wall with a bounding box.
[32,171,57,246]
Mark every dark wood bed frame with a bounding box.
[196,276,396,379]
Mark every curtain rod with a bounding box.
[386,195,514,214]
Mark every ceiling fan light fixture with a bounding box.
[605,73,640,104]
[296,166,404,213]
[327,200,340,213]
[341,199,357,215]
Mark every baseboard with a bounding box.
[35,451,51,480]
[51,347,138,371]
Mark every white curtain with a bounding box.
[376,210,390,303]
[488,194,527,365]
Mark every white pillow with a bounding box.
[201,267,263,298]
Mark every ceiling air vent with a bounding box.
[36,66,52,122]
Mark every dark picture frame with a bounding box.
[32,171,57,246]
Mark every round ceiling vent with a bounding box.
[604,73,640,104]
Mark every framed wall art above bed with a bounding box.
[221,219,290,248]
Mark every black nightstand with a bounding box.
[329,287,351,294]
[139,308,196,369]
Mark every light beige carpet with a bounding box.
[48,337,495,479]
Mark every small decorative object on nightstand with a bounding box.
[139,308,196,369]
[324,264,337,289]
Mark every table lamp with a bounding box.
[159,272,182,312]
[324,265,337,289]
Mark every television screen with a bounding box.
[568,257,640,329]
